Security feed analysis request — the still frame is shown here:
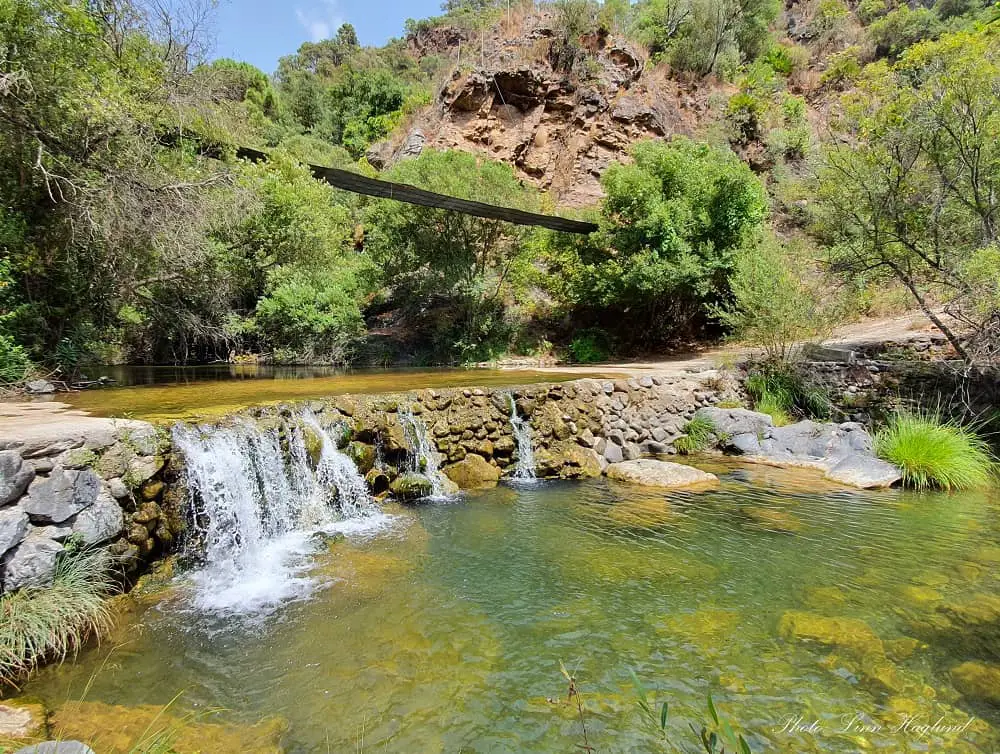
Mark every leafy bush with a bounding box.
[868,6,942,59]
[820,46,862,87]
[0,546,114,685]
[875,412,996,490]
[0,334,33,384]
[547,139,768,348]
[713,241,825,359]
[568,329,611,363]
[674,415,718,454]
[745,361,831,420]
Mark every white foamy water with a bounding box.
[173,411,384,618]
[397,408,452,499]
[507,394,537,481]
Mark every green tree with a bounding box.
[815,28,1000,364]
[543,139,768,346]
[364,150,538,362]
[713,240,827,359]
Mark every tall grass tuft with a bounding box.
[674,415,717,454]
[745,361,830,422]
[754,392,793,427]
[0,546,115,686]
[875,412,996,491]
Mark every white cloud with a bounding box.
[295,1,344,42]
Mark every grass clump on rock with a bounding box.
[875,412,995,491]
[0,546,115,686]
[674,416,717,454]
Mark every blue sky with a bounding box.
[213,0,443,73]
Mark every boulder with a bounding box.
[15,743,96,754]
[25,379,55,394]
[606,460,719,490]
[389,473,434,501]
[345,442,376,475]
[124,456,164,486]
[0,699,47,740]
[71,491,125,546]
[443,454,500,490]
[0,507,29,557]
[2,534,63,591]
[0,450,34,506]
[694,408,773,440]
[951,661,1000,705]
[777,610,884,657]
[22,468,100,524]
[559,446,603,479]
[825,454,901,489]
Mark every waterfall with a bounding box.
[508,396,537,481]
[172,410,383,616]
[397,408,448,498]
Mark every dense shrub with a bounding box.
[868,6,942,59]
[541,139,768,349]
[568,329,612,363]
[745,361,831,420]
[875,412,995,490]
[0,334,33,384]
[674,415,718,453]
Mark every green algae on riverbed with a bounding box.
[60,367,607,422]
[17,468,1000,753]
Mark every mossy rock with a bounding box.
[778,610,884,657]
[51,700,286,754]
[389,473,433,501]
[301,424,324,467]
[951,661,1000,705]
[442,454,500,490]
[345,441,376,474]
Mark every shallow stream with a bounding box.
[23,459,1000,752]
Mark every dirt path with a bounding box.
[531,311,938,377]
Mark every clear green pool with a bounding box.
[22,460,1000,752]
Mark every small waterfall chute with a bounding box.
[172,411,383,616]
[397,408,450,498]
[507,395,537,481]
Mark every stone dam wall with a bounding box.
[2,355,960,595]
[0,372,737,594]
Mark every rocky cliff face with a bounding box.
[374,12,720,207]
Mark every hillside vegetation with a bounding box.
[0,0,998,374]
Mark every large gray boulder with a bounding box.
[71,490,125,546]
[606,459,719,489]
[0,450,34,506]
[0,507,29,558]
[22,468,100,524]
[826,454,902,489]
[2,534,63,591]
[694,408,773,441]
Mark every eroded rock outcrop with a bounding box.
[693,407,902,489]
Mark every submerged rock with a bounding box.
[0,699,47,740]
[389,472,434,501]
[740,506,803,533]
[606,459,719,490]
[778,610,884,656]
[951,661,1000,705]
[51,701,285,754]
[442,454,500,490]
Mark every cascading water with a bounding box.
[172,410,384,617]
[507,395,537,481]
[397,408,449,498]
